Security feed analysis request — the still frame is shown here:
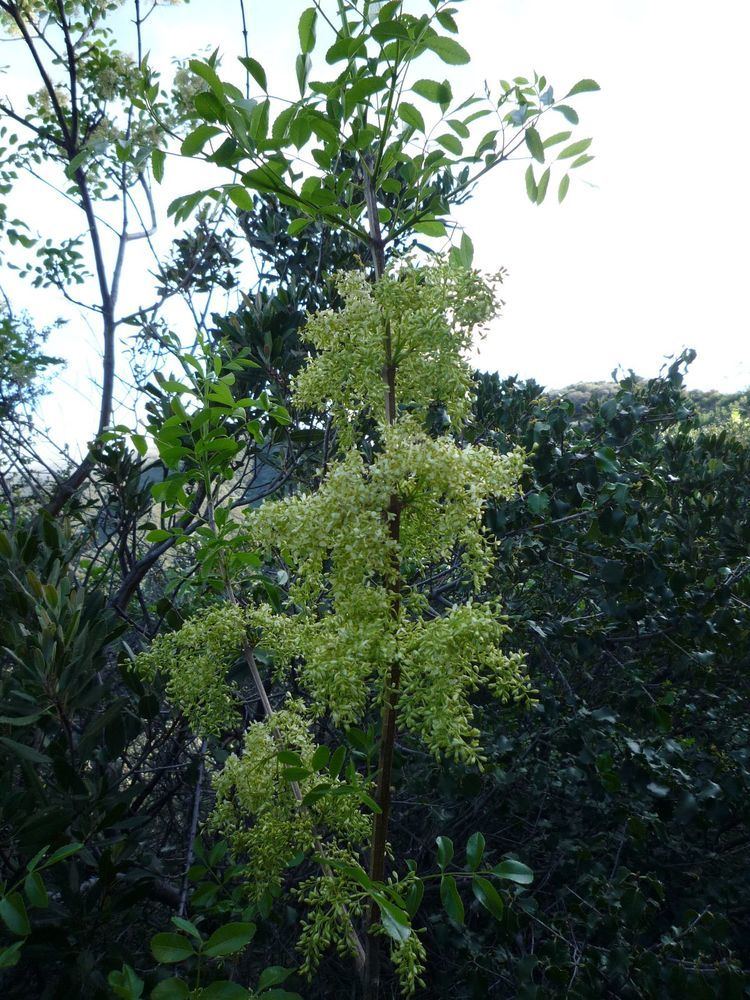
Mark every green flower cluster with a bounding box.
[135,603,247,735]
[294,849,367,979]
[210,701,371,902]
[399,603,531,762]
[376,418,526,587]
[389,929,428,997]
[246,419,527,757]
[293,260,501,442]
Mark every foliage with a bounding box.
[4,2,748,1000]
[0,309,61,424]
[162,0,599,236]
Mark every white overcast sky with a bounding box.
[4,0,749,455]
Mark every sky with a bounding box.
[3,0,749,456]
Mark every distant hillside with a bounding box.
[554,379,750,424]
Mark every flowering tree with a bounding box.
[134,1,599,996]
[138,255,532,997]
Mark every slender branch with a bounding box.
[178,739,206,916]
[238,0,250,100]
[1,0,72,148]
[363,167,401,1000]
[54,0,79,143]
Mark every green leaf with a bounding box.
[554,104,579,124]
[0,531,12,558]
[201,983,251,999]
[352,787,382,813]
[440,874,465,924]
[181,125,222,157]
[558,137,592,159]
[194,91,225,122]
[412,79,452,106]
[526,491,550,514]
[146,529,172,543]
[0,941,23,969]
[376,897,411,943]
[64,146,90,180]
[151,979,190,1000]
[108,963,145,999]
[447,117,470,138]
[287,218,311,236]
[151,149,165,184]
[257,966,295,991]
[203,921,256,958]
[475,129,498,156]
[449,231,474,269]
[525,126,544,163]
[424,35,470,65]
[397,102,425,132]
[0,736,50,764]
[492,858,534,885]
[377,0,401,22]
[345,76,387,113]
[43,842,83,866]
[536,167,551,205]
[298,8,317,55]
[328,745,346,778]
[371,20,411,43]
[0,712,42,727]
[189,59,225,99]
[0,893,30,936]
[466,831,485,870]
[241,158,288,195]
[23,871,48,908]
[325,34,366,65]
[414,220,447,238]
[157,377,191,393]
[565,78,600,97]
[248,99,270,142]
[295,53,311,96]
[26,848,49,874]
[272,105,298,143]
[436,133,462,156]
[228,186,255,211]
[170,916,202,941]
[436,835,454,870]
[281,766,311,781]
[404,877,424,918]
[459,231,474,267]
[311,745,330,771]
[436,10,458,32]
[150,932,195,964]
[132,433,148,457]
[471,876,505,920]
[239,56,268,92]
[525,164,537,202]
[543,130,571,148]
[260,993,302,1000]
[571,154,595,169]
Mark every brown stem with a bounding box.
[364,499,401,1000]
[178,738,206,916]
[362,166,401,1000]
